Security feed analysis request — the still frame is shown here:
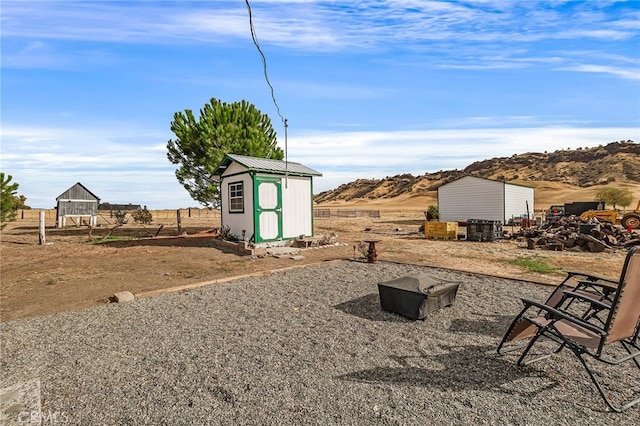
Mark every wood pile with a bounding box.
[505,216,640,252]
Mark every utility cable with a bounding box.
[245,0,285,125]
[245,0,288,181]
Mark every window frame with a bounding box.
[228,181,244,214]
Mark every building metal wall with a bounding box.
[281,176,313,239]
[438,176,505,223]
[219,160,316,244]
[220,173,254,241]
[56,183,100,226]
[57,200,98,216]
[503,183,534,223]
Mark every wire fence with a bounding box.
[15,209,222,226]
[16,208,381,225]
[314,209,380,218]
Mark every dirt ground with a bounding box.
[0,208,629,323]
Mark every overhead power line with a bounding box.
[244,0,288,176]
[244,0,285,126]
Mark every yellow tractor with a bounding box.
[579,200,640,229]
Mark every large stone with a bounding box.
[111,291,135,303]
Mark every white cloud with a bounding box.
[292,126,640,192]
[557,64,640,81]
[4,121,636,208]
[3,1,637,51]
[1,124,160,161]
[2,0,637,86]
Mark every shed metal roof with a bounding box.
[214,154,322,177]
[437,175,534,190]
[56,182,101,201]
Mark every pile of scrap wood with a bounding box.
[505,216,640,252]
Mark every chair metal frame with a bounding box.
[497,270,618,355]
[498,246,640,412]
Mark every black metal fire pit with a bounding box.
[377,274,459,320]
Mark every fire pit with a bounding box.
[378,274,459,320]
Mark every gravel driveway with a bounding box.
[1,260,638,425]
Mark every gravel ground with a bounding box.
[1,260,638,425]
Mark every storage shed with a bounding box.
[55,182,100,227]
[213,154,322,246]
[437,176,534,224]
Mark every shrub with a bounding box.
[356,241,369,258]
[426,205,440,221]
[114,210,128,226]
[132,206,153,224]
[218,225,238,241]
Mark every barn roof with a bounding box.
[214,154,322,177]
[101,203,142,210]
[56,182,100,201]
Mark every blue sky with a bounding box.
[1,0,639,209]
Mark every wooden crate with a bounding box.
[424,221,458,240]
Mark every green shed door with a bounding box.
[255,177,282,242]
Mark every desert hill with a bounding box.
[314,140,640,211]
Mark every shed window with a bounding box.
[228,182,244,213]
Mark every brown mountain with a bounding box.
[314,140,640,207]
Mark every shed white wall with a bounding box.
[438,176,535,223]
[224,162,248,176]
[220,173,254,241]
[220,166,315,242]
[279,175,313,238]
[504,184,534,223]
[438,176,505,222]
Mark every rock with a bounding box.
[587,241,606,252]
[625,238,640,247]
[111,291,135,303]
[507,215,639,252]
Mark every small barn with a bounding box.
[213,154,322,246]
[437,176,534,224]
[55,182,100,227]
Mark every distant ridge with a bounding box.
[314,140,639,203]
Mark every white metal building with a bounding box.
[213,154,322,246]
[437,176,534,223]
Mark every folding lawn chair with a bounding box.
[498,246,640,412]
[498,268,619,355]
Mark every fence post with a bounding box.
[39,211,46,245]
[176,209,182,235]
